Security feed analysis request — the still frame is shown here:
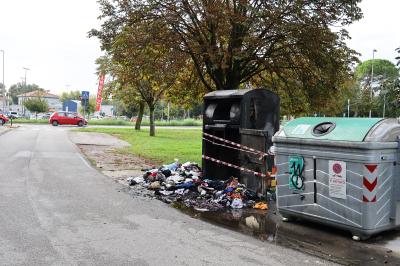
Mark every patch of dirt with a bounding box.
[79,144,154,181]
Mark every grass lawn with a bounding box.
[13,119,48,124]
[78,127,202,164]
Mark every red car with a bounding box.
[49,112,87,127]
[0,114,9,125]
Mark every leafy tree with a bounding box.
[9,83,43,104]
[60,90,81,103]
[0,83,6,109]
[95,55,146,130]
[396,47,400,66]
[377,79,400,118]
[23,98,48,118]
[355,59,399,82]
[92,19,188,136]
[91,0,362,116]
[164,65,208,110]
[352,59,399,117]
[79,97,96,117]
[0,83,5,97]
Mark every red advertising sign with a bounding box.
[96,75,105,111]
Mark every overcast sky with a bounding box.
[0,0,399,95]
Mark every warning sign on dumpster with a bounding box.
[329,160,346,199]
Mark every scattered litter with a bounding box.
[127,160,267,211]
[245,216,260,230]
[231,198,244,209]
[194,207,209,212]
[127,176,145,186]
[148,181,161,190]
[253,202,268,210]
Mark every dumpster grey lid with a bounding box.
[280,117,384,141]
[204,89,253,98]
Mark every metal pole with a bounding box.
[0,50,4,112]
[23,67,30,85]
[383,93,386,118]
[83,99,86,120]
[369,49,377,118]
[347,99,350,118]
[167,101,170,121]
[22,67,30,117]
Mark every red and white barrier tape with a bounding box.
[202,137,263,158]
[202,155,270,178]
[203,132,272,156]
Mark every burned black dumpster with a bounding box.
[202,88,280,195]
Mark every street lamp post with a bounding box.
[22,67,30,117]
[0,50,4,112]
[369,49,377,118]
[383,92,386,118]
[23,67,30,85]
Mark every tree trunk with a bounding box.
[149,105,155,136]
[135,102,145,130]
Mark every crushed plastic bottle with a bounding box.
[164,159,180,171]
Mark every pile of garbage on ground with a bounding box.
[127,160,268,211]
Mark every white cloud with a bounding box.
[0,0,102,94]
[346,0,400,64]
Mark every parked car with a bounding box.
[6,111,21,119]
[90,114,103,120]
[36,113,51,119]
[0,114,9,125]
[49,111,87,127]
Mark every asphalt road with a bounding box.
[0,124,334,265]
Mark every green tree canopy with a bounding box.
[351,59,399,117]
[355,59,399,81]
[9,83,43,104]
[23,98,48,116]
[80,97,96,116]
[93,19,190,136]
[90,0,363,116]
[60,90,81,103]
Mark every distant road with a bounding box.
[12,123,201,130]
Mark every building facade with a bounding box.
[17,90,62,115]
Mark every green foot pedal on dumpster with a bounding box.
[273,117,400,240]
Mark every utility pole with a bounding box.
[0,50,4,112]
[22,67,30,117]
[383,93,386,118]
[369,49,377,118]
[23,67,30,85]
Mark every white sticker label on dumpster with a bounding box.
[292,124,311,135]
[329,160,346,199]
